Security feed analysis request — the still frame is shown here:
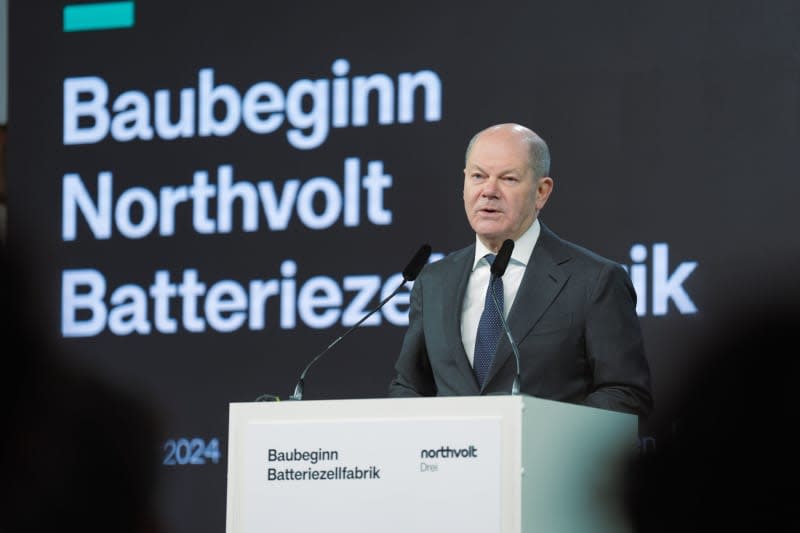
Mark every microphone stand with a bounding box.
[288,280,408,401]
[488,239,521,396]
[254,244,431,402]
[489,278,521,395]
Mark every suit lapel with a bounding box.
[438,245,481,394]
[482,224,570,390]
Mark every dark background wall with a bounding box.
[6,2,799,532]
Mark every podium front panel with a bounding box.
[227,396,526,533]
[226,395,635,533]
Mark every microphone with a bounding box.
[491,239,514,278]
[286,244,432,401]
[489,239,522,395]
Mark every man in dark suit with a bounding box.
[389,123,653,417]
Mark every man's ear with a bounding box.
[536,177,554,209]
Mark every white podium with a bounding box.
[226,395,637,533]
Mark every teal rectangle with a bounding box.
[63,2,135,32]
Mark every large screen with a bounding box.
[8,2,799,532]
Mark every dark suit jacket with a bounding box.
[388,223,653,417]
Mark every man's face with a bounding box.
[463,127,550,250]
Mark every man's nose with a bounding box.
[481,177,500,197]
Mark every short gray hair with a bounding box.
[465,125,551,178]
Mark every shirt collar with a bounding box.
[471,218,541,271]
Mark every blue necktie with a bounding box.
[473,254,504,387]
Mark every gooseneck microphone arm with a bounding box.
[288,244,432,401]
[289,281,404,401]
[489,239,521,396]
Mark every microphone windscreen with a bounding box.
[402,244,432,281]
[491,239,514,277]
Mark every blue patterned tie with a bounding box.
[473,254,504,387]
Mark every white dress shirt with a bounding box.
[460,219,541,368]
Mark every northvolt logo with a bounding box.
[420,445,478,459]
[623,243,698,317]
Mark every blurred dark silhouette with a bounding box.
[0,241,164,533]
[623,261,799,532]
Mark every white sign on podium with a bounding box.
[226,395,637,533]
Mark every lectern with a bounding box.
[226,395,636,533]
